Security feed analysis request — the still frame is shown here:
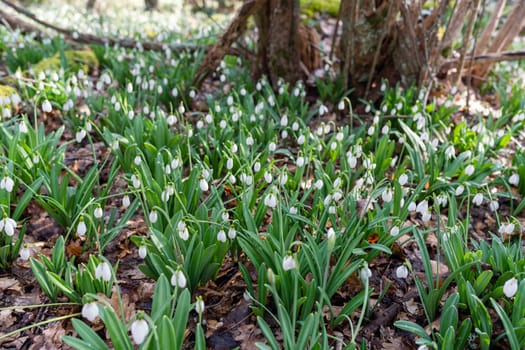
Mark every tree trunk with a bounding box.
[254,0,302,88]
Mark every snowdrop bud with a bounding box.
[264,172,273,184]
[82,302,99,322]
[289,206,298,215]
[95,261,112,281]
[19,245,31,260]
[253,162,261,172]
[279,173,288,186]
[130,318,149,345]
[228,227,237,239]
[504,277,518,298]
[131,174,141,189]
[199,178,209,192]
[395,265,409,279]
[360,267,372,281]
[122,195,131,208]
[314,179,323,190]
[226,158,233,170]
[297,134,305,145]
[445,145,455,159]
[217,230,227,243]
[138,245,147,259]
[195,296,205,315]
[282,255,296,271]
[149,210,158,223]
[269,142,276,152]
[464,165,475,176]
[489,200,499,212]
[390,226,400,236]
[42,100,52,113]
[509,173,520,186]
[94,206,103,219]
[422,211,432,223]
[455,185,465,196]
[338,100,345,110]
[264,193,278,208]
[326,228,336,250]
[19,122,28,134]
[77,219,87,237]
[382,188,393,203]
[246,136,254,146]
[398,174,408,186]
[171,269,187,289]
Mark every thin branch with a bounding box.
[440,50,525,71]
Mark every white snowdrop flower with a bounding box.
[264,193,278,208]
[421,211,432,223]
[380,83,386,92]
[133,156,142,166]
[0,176,14,193]
[489,200,499,212]
[328,206,336,214]
[381,125,390,134]
[465,165,475,176]
[231,144,238,153]
[395,265,409,279]
[336,132,344,142]
[94,206,103,219]
[436,193,448,207]
[240,88,247,96]
[246,136,254,146]
[338,100,345,110]
[199,178,209,192]
[296,157,305,167]
[221,212,229,221]
[19,121,28,134]
[279,173,288,186]
[281,130,288,139]
[373,116,379,125]
[178,226,189,240]
[390,226,400,236]
[330,142,337,151]
[197,121,205,129]
[416,200,428,214]
[149,210,158,223]
[280,114,288,127]
[219,120,227,129]
[195,296,205,315]
[382,105,388,113]
[297,134,305,145]
[114,102,121,111]
[82,302,99,322]
[282,255,296,271]
[473,193,483,206]
[228,227,237,239]
[205,114,213,124]
[314,179,323,190]
[19,245,31,261]
[138,245,147,259]
[122,195,131,208]
[131,318,149,345]
[267,96,275,107]
[417,345,429,350]
[333,191,343,202]
[324,124,331,135]
[189,90,196,99]
[171,158,180,169]
[226,158,234,170]
[292,122,299,131]
[42,100,52,113]
[76,129,87,143]
[326,227,336,242]
[398,174,408,186]
[504,277,519,298]
[365,104,371,113]
[131,174,141,189]
[445,145,455,159]
[509,173,520,186]
[217,230,227,243]
[319,104,328,116]
[166,114,177,125]
[347,155,357,168]
[253,162,261,172]
[455,185,465,196]
[382,188,393,203]
[264,172,273,184]
[269,142,277,152]
[76,219,87,237]
[95,261,112,281]
[323,194,332,206]
[360,267,372,281]
[171,269,187,289]
[499,223,515,235]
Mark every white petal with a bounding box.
[131,319,149,345]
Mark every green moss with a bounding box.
[301,0,340,17]
[32,48,99,75]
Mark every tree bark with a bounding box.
[254,0,302,88]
